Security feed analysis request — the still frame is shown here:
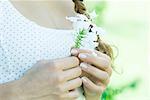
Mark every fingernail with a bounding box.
[71,49,78,55]
[79,54,87,59]
[81,77,87,82]
[92,52,97,57]
[80,63,88,69]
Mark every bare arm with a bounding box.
[0,56,81,100]
[0,80,24,100]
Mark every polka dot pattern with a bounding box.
[0,1,76,83]
[0,1,97,99]
[0,2,96,99]
[0,1,97,84]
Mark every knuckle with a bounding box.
[105,55,111,62]
[103,72,109,81]
[49,62,60,71]
[56,85,64,93]
[76,78,82,85]
[52,65,59,71]
[35,60,50,69]
[55,75,63,83]
[102,52,111,61]
[103,59,111,69]
[71,56,80,65]
[76,67,82,75]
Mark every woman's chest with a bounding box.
[1,25,75,82]
[0,1,96,83]
[2,28,75,65]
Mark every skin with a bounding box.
[0,57,82,100]
[0,0,112,100]
[10,0,76,29]
[71,48,112,100]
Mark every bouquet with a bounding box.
[66,11,114,100]
[66,10,114,66]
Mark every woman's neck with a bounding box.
[10,0,76,29]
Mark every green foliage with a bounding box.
[101,79,140,100]
[74,29,87,48]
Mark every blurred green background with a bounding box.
[85,0,150,100]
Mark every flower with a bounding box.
[89,10,97,19]
[66,11,106,48]
[66,11,106,35]
[66,14,89,32]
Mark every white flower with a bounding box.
[66,11,106,34]
[66,14,90,32]
[90,24,107,34]
[89,10,97,19]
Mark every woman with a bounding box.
[0,0,112,100]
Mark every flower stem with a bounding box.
[74,29,87,48]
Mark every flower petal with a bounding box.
[90,10,98,19]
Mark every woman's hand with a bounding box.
[71,48,112,100]
[19,56,82,100]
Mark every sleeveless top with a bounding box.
[0,0,97,99]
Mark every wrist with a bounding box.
[15,78,28,100]
[0,79,26,100]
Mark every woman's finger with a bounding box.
[80,63,109,82]
[78,53,111,70]
[61,89,80,99]
[82,77,105,94]
[71,48,93,56]
[62,78,82,92]
[51,56,79,71]
[105,66,113,76]
[71,48,111,61]
[94,50,111,61]
[61,67,82,82]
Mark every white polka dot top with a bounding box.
[0,1,99,99]
[0,0,96,86]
